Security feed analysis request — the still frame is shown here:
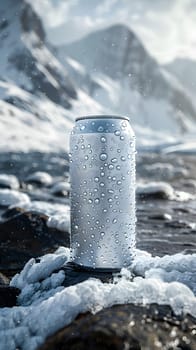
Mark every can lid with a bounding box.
[76,115,130,122]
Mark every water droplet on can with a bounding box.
[100,136,106,143]
[98,126,104,132]
[108,164,114,170]
[99,153,108,161]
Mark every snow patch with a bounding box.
[25,172,53,186]
[0,174,20,190]
[136,181,194,201]
[0,189,30,207]
[0,248,194,350]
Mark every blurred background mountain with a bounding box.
[0,0,196,152]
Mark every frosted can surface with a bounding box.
[69,115,136,270]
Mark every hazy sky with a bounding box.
[30,0,196,64]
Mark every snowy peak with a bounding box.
[60,24,196,127]
[0,0,77,109]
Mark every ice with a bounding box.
[0,189,30,207]
[0,248,194,350]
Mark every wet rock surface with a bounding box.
[0,209,69,275]
[0,151,195,275]
[39,303,196,350]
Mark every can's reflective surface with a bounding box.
[69,115,136,270]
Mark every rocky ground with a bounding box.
[0,151,195,349]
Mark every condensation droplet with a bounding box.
[120,136,124,141]
[100,172,105,176]
[111,158,117,163]
[74,145,78,150]
[99,153,108,161]
[94,177,99,182]
[100,136,106,143]
[95,198,100,204]
[74,225,79,230]
[98,126,104,132]
[113,218,117,224]
[116,165,121,170]
[100,232,105,237]
[81,144,85,149]
[108,189,114,194]
[100,182,105,187]
[117,180,122,185]
[121,156,126,161]
[84,155,89,160]
[103,208,107,213]
[114,130,120,136]
[108,164,114,170]
[88,199,93,203]
[108,198,113,203]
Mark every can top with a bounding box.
[76,115,129,122]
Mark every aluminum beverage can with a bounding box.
[69,115,136,270]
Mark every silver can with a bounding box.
[69,115,136,270]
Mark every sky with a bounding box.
[29,0,196,64]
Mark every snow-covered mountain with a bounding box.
[0,0,105,151]
[58,24,196,134]
[164,58,196,100]
[0,0,196,152]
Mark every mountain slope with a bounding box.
[0,0,106,152]
[0,0,77,109]
[58,24,196,133]
[164,58,196,100]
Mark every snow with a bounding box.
[162,141,196,154]
[11,200,70,233]
[25,172,53,186]
[0,189,30,207]
[0,174,20,190]
[50,181,70,195]
[136,181,194,201]
[0,248,195,350]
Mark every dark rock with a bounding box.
[0,211,70,273]
[0,286,20,307]
[39,304,196,350]
[0,272,9,285]
[148,213,172,221]
[165,220,195,229]
[137,190,171,200]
